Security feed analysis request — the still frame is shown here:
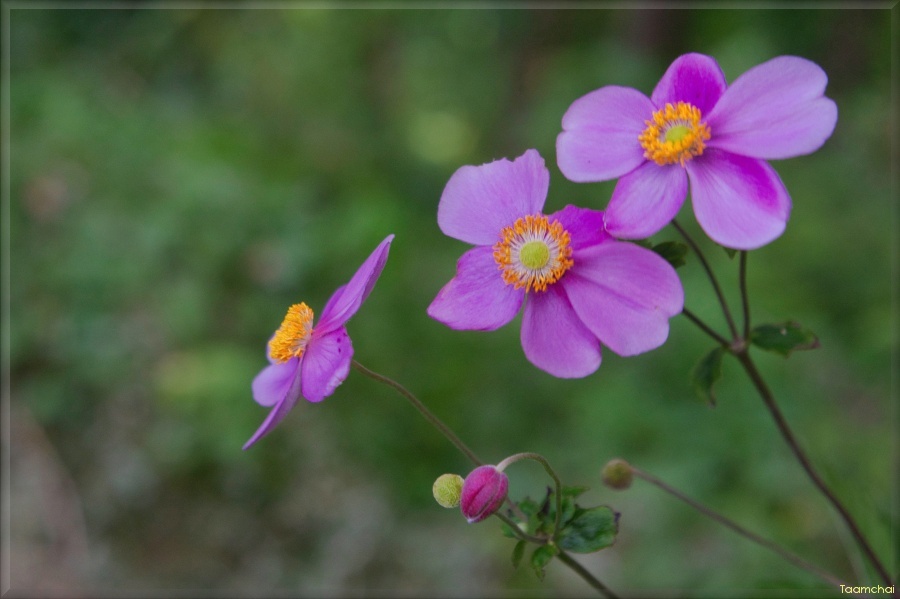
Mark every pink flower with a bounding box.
[427,149,683,378]
[557,54,838,250]
[244,235,394,450]
[460,465,509,523]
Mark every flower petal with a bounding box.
[556,86,653,182]
[243,365,303,450]
[565,242,683,356]
[437,150,549,245]
[603,161,688,240]
[520,285,601,378]
[687,149,791,250]
[301,327,354,403]
[651,53,727,115]
[427,245,523,331]
[252,360,298,407]
[706,56,838,159]
[547,204,610,251]
[315,235,393,334]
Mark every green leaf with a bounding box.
[555,493,577,529]
[558,506,619,553]
[561,485,589,499]
[530,544,558,580]
[750,322,820,357]
[651,241,689,269]
[691,346,725,406]
[511,540,526,570]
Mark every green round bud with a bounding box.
[432,473,465,508]
[602,459,633,490]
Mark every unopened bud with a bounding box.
[460,465,509,523]
[602,459,633,490]
[432,473,464,508]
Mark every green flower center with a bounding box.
[664,124,691,143]
[519,240,551,270]
[638,102,711,166]
[493,214,573,293]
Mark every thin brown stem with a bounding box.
[733,350,894,588]
[556,550,621,599]
[353,360,527,521]
[739,251,751,340]
[493,512,547,545]
[672,219,739,339]
[681,307,730,346]
[352,360,482,466]
[630,466,852,591]
[497,452,563,539]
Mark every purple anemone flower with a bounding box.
[427,149,683,378]
[557,53,838,250]
[244,235,394,450]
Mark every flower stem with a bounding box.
[629,465,852,591]
[681,307,729,346]
[493,511,548,545]
[732,349,894,588]
[672,219,738,339]
[738,251,751,340]
[556,550,621,599]
[497,452,563,539]
[351,360,482,466]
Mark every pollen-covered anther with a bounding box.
[268,303,315,363]
[639,102,711,166]
[492,214,574,293]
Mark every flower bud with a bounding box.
[601,458,633,490]
[432,473,464,508]
[460,465,509,523]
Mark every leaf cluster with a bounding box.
[501,487,619,580]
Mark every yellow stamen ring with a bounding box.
[492,214,573,293]
[638,101,711,166]
[269,303,315,363]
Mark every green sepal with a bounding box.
[511,540,526,570]
[530,544,559,581]
[651,241,689,269]
[723,246,738,259]
[557,505,619,553]
[692,346,725,406]
[750,322,820,357]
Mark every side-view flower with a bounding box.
[427,149,684,378]
[244,235,394,449]
[557,53,838,250]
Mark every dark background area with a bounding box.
[7,6,894,597]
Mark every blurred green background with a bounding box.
[7,6,894,598]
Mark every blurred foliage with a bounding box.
[8,7,894,597]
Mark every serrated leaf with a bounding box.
[652,241,689,269]
[511,540,526,569]
[530,544,558,580]
[750,322,820,357]
[558,506,619,553]
[691,346,725,406]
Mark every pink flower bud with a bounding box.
[460,465,509,523]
